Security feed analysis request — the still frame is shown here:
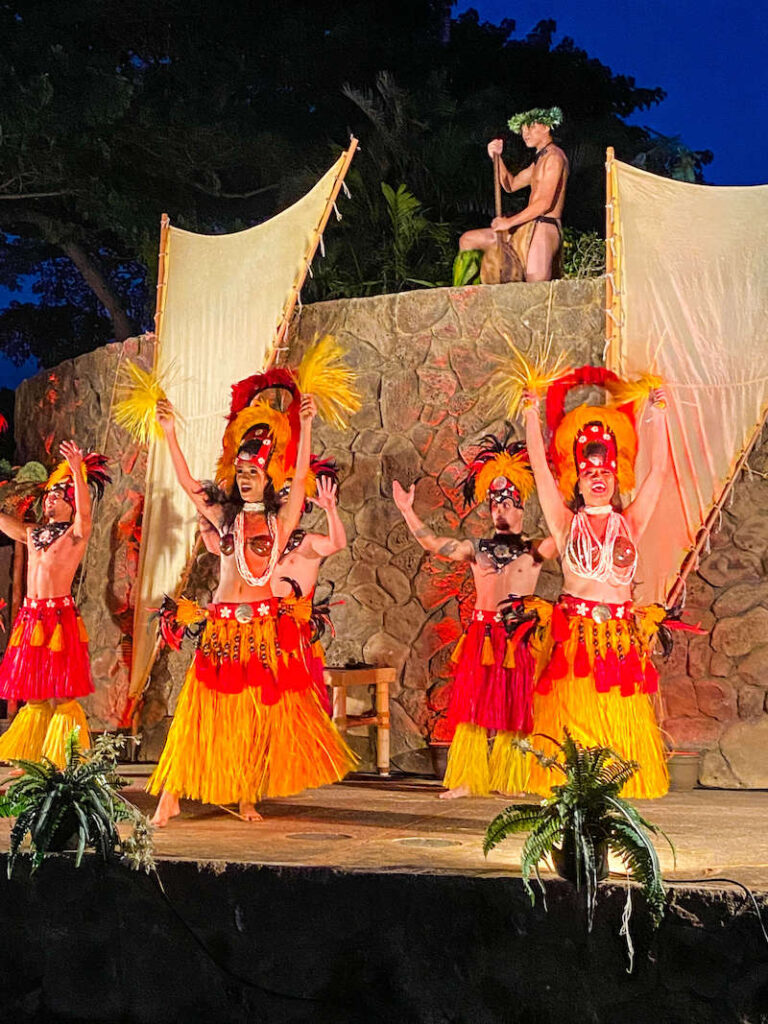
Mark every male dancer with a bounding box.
[457,106,568,283]
[0,442,110,766]
[393,436,555,798]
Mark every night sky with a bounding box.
[461,0,768,186]
[1,1,765,391]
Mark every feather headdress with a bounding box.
[462,433,534,509]
[45,452,111,503]
[545,366,644,502]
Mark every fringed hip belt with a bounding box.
[9,594,89,651]
[450,597,553,671]
[537,593,667,697]
[158,596,311,698]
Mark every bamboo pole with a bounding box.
[666,405,768,608]
[604,146,616,362]
[154,214,171,345]
[119,215,172,726]
[265,136,358,369]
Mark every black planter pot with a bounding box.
[44,811,82,853]
[552,836,609,884]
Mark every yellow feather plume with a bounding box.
[488,336,571,420]
[175,597,207,628]
[608,373,664,411]
[45,460,87,490]
[113,362,169,444]
[296,335,361,429]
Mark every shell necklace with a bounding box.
[233,510,281,587]
[563,509,637,585]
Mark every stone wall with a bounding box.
[283,280,603,767]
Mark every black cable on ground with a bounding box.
[665,876,768,947]
[138,866,329,1006]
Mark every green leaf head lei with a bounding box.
[507,106,563,134]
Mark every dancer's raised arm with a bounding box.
[156,399,222,528]
[304,477,346,559]
[59,441,92,542]
[523,394,571,551]
[0,510,27,544]
[277,394,316,547]
[393,481,473,562]
[625,389,669,541]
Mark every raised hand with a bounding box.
[487,138,504,159]
[299,394,317,422]
[650,386,668,411]
[60,440,84,473]
[392,480,415,513]
[522,389,541,413]
[311,476,338,511]
[155,398,176,433]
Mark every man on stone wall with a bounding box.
[393,434,555,798]
[0,442,110,767]
[455,106,569,285]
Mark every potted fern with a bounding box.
[0,729,155,875]
[484,731,672,928]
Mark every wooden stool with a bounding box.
[324,666,394,776]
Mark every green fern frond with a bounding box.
[484,805,549,854]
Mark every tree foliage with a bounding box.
[0,1,705,366]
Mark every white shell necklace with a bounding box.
[563,509,637,585]
[233,510,281,587]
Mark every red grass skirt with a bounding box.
[279,594,332,716]
[448,612,535,735]
[0,595,93,701]
[537,594,662,697]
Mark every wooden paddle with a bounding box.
[480,148,526,284]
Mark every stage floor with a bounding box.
[37,771,768,891]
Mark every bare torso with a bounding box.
[271,534,321,598]
[529,144,568,219]
[470,547,543,609]
[25,525,87,599]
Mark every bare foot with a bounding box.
[238,801,263,822]
[439,786,472,800]
[151,791,180,827]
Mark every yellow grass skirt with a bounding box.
[147,660,357,805]
[0,699,91,768]
[443,722,529,796]
[527,675,669,799]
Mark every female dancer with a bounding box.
[523,367,670,798]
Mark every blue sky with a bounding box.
[460,0,768,186]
